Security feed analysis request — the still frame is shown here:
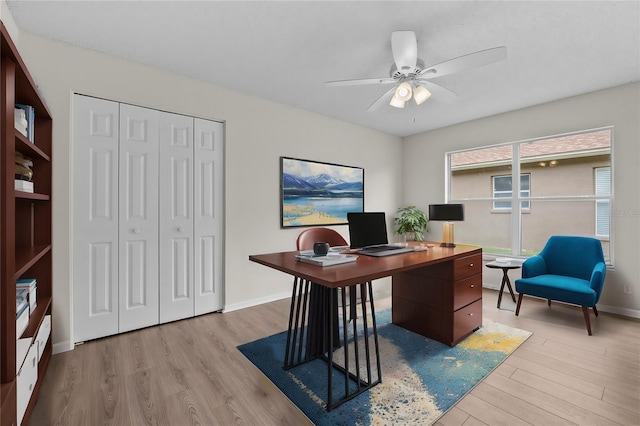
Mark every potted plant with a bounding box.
[393,206,429,241]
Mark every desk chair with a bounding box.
[296,227,355,310]
[515,235,606,335]
[296,227,348,251]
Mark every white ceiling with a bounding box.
[7,1,640,137]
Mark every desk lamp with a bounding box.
[428,204,465,247]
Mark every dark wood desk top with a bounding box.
[249,243,482,288]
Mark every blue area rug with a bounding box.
[238,309,531,425]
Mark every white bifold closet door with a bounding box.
[158,112,194,323]
[73,95,223,343]
[193,118,224,316]
[118,104,160,332]
[73,96,120,341]
[157,113,224,322]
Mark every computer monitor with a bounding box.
[347,212,388,249]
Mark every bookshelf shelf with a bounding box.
[14,245,52,279]
[1,21,53,426]
[18,298,51,339]
[14,191,49,201]
[16,131,50,161]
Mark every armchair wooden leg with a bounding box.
[515,293,523,316]
[582,306,592,335]
[593,305,599,317]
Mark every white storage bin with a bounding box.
[36,315,51,361]
[16,338,32,372]
[16,303,29,338]
[17,342,38,425]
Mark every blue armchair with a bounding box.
[515,236,606,335]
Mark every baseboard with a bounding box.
[53,340,74,355]
[597,303,640,319]
[483,282,500,291]
[223,290,292,313]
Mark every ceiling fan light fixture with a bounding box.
[395,82,412,101]
[389,94,406,108]
[413,85,432,105]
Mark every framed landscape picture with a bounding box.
[280,157,364,228]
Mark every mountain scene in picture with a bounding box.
[281,157,363,227]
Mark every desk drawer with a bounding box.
[453,274,482,311]
[454,254,482,280]
[452,299,482,344]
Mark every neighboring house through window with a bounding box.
[446,127,612,263]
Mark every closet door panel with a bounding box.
[118,104,159,332]
[73,95,120,342]
[194,119,224,315]
[159,112,195,323]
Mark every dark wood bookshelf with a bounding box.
[1,20,53,426]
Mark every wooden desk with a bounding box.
[249,243,482,410]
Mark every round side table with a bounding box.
[485,260,521,308]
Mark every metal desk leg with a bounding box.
[325,281,381,411]
[284,279,339,369]
[284,278,382,411]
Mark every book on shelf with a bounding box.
[15,103,35,142]
[14,107,28,137]
[17,278,37,313]
[295,252,358,267]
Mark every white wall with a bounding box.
[14,31,402,353]
[403,83,640,317]
[0,0,18,40]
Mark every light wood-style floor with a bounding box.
[30,289,639,426]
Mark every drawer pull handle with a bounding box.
[469,263,474,267]
[469,313,474,316]
[470,284,474,288]
[29,383,33,391]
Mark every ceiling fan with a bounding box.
[325,31,507,111]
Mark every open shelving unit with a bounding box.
[1,21,53,426]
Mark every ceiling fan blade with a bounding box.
[420,46,507,79]
[415,80,459,101]
[325,77,396,87]
[367,87,397,112]
[391,31,417,76]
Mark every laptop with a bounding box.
[347,212,414,257]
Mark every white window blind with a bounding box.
[595,167,611,237]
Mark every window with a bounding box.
[493,174,530,210]
[447,127,612,263]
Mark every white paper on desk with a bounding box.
[295,253,358,266]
